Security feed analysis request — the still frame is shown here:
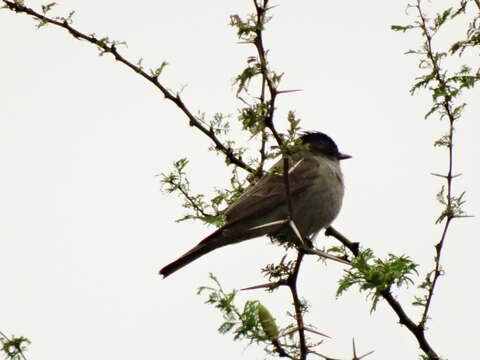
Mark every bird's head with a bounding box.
[300,131,351,160]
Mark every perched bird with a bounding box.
[160,131,350,277]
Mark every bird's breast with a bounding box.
[292,158,344,236]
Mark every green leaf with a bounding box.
[41,2,57,15]
[391,24,414,32]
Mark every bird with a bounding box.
[160,131,351,277]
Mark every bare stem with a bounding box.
[287,251,308,360]
[380,288,439,359]
[325,226,359,256]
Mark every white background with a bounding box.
[1,1,479,359]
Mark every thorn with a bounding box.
[276,89,303,94]
[249,218,289,231]
[288,158,304,174]
[358,350,375,359]
[240,280,286,291]
[304,326,331,339]
[289,219,305,245]
[352,338,375,360]
[431,172,448,178]
[307,248,350,265]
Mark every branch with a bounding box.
[2,0,254,174]
[287,251,308,360]
[380,288,439,359]
[325,226,360,256]
[253,129,269,179]
[326,226,441,359]
[243,253,310,358]
[176,182,211,219]
[251,3,308,357]
[414,0,457,329]
[251,0,300,243]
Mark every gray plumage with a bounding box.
[160,132,350,278]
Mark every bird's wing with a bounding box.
[224,155,319,224]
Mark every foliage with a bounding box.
[197,274,272,344]
[337,249,419,311]
[160,158,232,226]
[0,332,30,360]
[198,274,322,359]
[2,0,479,359]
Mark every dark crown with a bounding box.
[299,131,340,157]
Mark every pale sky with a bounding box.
[1,1,479,359]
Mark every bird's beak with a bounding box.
[337,153,352,160]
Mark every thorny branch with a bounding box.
[1,0,255,174]
[414,0,456,332]
[170,179,210,219]
[251,1,309,358]
[326,227,439,360]
[3,0,306,356]
[5,1,466,359]
[287,251,308,360]
[252,0,294,219]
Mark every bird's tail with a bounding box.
[159,228,227,278]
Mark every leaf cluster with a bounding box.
[450,5,480,56]
[197,274,272,343]
[0,334,30,360]
[159,158,229,226]
[412,269,439,307]
[197,274,320,358]
[392,4,479,121]
[435,186,469,223]
[159,0,306,229]
[262,259,296,283]
[263,111,304,166]
[337,249,419,311]
[230,13,266,41]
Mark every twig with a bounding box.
[176,183,211,218]
[253,129,268,180]
[1,0,254,174]
[325,226,359,256]
[249,5,308,356]
[251,0,295,220]
[272,339,294,358]
[414,0,456,330]
[0,330,28,360]
[326,226,440,358]
[287,251,308,360]
[379,287,439,358]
